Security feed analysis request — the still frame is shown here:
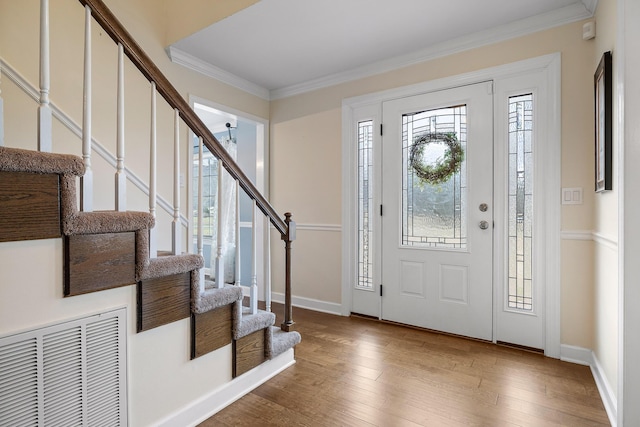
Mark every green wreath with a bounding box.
[409,132,464,185]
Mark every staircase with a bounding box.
[0,0,299,425]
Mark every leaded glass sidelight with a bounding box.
[357,120,374,289]
[508,94,533,311]
[402,105,467,249]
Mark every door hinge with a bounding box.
[380,284,383,297]
[380,123,383,136]
[380,204,383,216]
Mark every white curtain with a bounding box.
[211,136,237,284]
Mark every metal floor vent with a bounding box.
[0,308,127,426]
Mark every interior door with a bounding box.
[381,82,494,340]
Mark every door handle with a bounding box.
[479,220,489,230]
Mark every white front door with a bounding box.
[380,82,494,341]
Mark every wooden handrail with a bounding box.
[78,0,287,236]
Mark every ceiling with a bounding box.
[168,0,596,100]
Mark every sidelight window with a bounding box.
[508,94,534,311]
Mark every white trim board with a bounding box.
[155,349,295,427]
[560,230,618,249]
[561,345,618,427]
[167,5,593,101]
[271,292,342,316]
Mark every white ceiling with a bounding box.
[168,0,596,99]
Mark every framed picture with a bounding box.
[594,51,612,192]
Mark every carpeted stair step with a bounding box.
[0,146,85,243]
[266,326,302,359]
[190,283,243,359]
[233,306,276,340]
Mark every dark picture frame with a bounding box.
[594,51,612,192]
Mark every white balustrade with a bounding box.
[172,109,181,255]
[265,218,272,313]
[235,181,241,287]
[149,82,157,258]
[214,159,224,289]
[249,200,258,315]
[197,136,205,291]
[115,43,126,211]
[38,0,52,152]
[81,5,93,212]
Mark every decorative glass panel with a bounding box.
[357,120,374,289]
[508,94,533,311]
[402,105,467,249]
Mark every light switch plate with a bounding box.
[562,187,583,205]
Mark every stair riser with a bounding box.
[0,171,61,242]
[138,272,191,332]
[233,329,266,378]
[191,304,233,359]
[64,232,136,296]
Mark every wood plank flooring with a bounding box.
[200,305,610,426]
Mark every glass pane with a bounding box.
[508,94,534,311]
[402,105,467,249]
[357,120,374,289]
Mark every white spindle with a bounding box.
[81,5,93,212]
[234,181,241,287]
[197,136,205,292]
[115,43,126,211]
[149,82,157,258]
[172,109,181,255]
[214,160,224,289]
[265,217,272,313]
[38,0,52,152]
[0,61,4,147]
[249,200,258,314]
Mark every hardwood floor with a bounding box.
[200,305,610,426]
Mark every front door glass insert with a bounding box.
[402,105,467,249]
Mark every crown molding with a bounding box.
[168,2,594,101]
[166,46,270,100]
[270,2,594,99]
[581,0,599,15]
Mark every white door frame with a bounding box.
[188,95,271,303]
[341,53,561,358]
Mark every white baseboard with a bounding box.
[155,349,296,427]
[561,344,617,427]
[271,292,342,316]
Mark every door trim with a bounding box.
[342,53,561,357]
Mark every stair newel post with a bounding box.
[81,4,93,212]
[234,180,241,287]
[148,82,157,258]
[115,43,126,211]
[281,212,295,331]
[172,108,182,255]
[214,158,225,289]
[249,200,258,315]
[38,0,52,153]
[197,136,205,291]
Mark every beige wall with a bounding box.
[270,20,599,350]
[592,0,619,398]
[0,0,269,424]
